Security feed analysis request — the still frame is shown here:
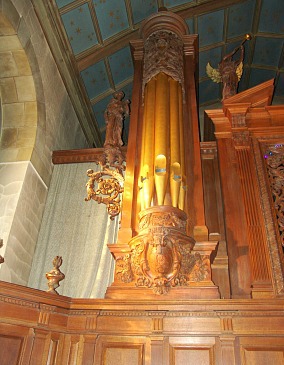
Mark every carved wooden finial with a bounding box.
[46,256,65,295]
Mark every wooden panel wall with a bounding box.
[1,282,284,365]
[201,141,230,299]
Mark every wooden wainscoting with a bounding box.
[1,281,284,365]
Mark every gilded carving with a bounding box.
[46,256,65,295]
[85,91,129,219]
[85,167,124,220]
[143,31,184,95]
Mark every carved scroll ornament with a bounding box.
[85,168,124,220]
[85,90,129,219]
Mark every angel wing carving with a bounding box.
[206,62,222,83]
[236,61,243,81]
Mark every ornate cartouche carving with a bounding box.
[114,207,197,294]
[143,30,184,95]
[111,207,216,295]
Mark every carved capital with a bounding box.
[231,113,246,128]
[232,130,250,147]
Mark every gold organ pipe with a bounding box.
[154,72,169,205]
[178,86,186,211]
[169,78,181,207]
[139,85,148,212]
[140,78,156,210]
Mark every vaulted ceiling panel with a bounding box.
[249,68,277,88]
[108,46,133,85]
[130,0,158,24]
[253,37,283,67]
[197,10,224,47]
[227,0,255,39]
[61,3,99,55]
[164,0,194,8]
[259,0,284,34]
[93,0,129,40]
[80,60,111,100]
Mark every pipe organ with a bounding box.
[2,8,284,365]
[106,10,220,300]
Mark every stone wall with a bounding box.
[0,1,88,285]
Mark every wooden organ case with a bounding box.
[1,10,284,365]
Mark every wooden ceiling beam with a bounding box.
[177,0,249,18]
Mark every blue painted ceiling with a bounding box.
[51,0,284,145]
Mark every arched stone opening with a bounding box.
[0,0,87,286]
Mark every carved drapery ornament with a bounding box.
[142,30,184,96]
[264,144,284,250]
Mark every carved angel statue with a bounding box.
[104,91,130,148]
[206,34,251,100]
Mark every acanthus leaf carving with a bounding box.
[264,144,284,250]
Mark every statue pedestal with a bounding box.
[106,206,220,300]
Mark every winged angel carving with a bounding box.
[206,34,251,100]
